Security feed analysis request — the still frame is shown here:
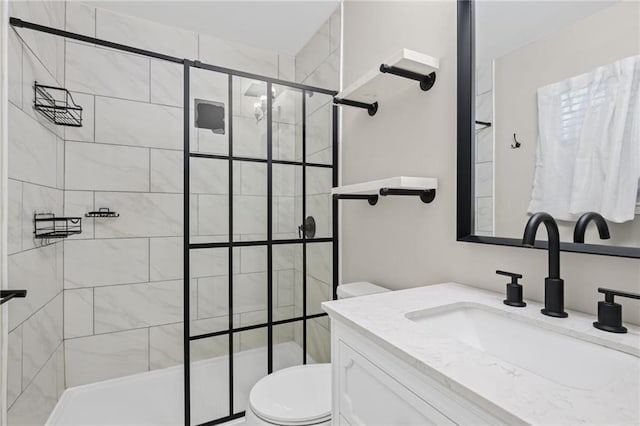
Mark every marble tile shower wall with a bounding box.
[291,8,341,364]
[475,62,494,236]
[6,2,66,425]
[60,2,309,389]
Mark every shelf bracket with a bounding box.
[1,289,27,305]
[379,188,436,204]
[379,64,436,92]
[333,98,378,116]
[333,194,379,206]
[475,120,492,128]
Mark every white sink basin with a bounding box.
[406,303,639,390]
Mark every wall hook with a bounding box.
[511,133,522,149]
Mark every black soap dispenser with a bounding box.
[496,270,526,307]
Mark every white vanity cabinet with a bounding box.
[331,321,504,426]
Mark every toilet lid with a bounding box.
[249,364,331,425]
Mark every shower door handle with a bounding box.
[298,216,316,239]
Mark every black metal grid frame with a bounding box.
[455,0,640,259]
[185,65,338,425]
[9,17,339,426]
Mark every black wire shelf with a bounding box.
[34,213,82,239]
[33,82,83,127]
[85,208,119,218]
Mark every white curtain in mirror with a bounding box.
[529,55,640,223]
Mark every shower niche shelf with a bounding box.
[33,82,83,127]
[34,213,82,239]
[332,176,438,205]
[85,208,119,218]
[333,49,439,116]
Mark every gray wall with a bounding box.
[340,1,640,325]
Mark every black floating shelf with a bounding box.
[0,290,27,305]
[34,213,82,239]
[33,82,83,127]
[85,208,120,218]
[333,194,379,206]
[333,49,439,117]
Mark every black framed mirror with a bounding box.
[457,0,640,258]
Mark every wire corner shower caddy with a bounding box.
[33,82,83,127]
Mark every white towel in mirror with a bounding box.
[529,55,640,223]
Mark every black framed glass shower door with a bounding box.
[183,62,338,426]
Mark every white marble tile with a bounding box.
[65,329,149,387]
[66,1,96,37]
[55,344,64,399]
[94,280,183,333]
[274,122,300,162]
[66,41,150,101]
[151,60,183,107]
[239,246,267,274]
[65,92,95,142]
[8,30,22,108]
[196,195,229,237]
[306,166,332,196]
[66,141,150,191]
[21,43,65,138]
[476,196,494,233]
[150,238,229,283]
[7,326,23,408]
[8,179,22,255]
[329,8,341,53]
[276,269,296,308]
[95,96,181,150]
[96,7,198,59]
[476,126,493,164]
[233,272,267,315]
[295,20,331,82]
[232,77,266,120]
[306,104,332,162]
[64,190,95,240]
[233,115,267,159]
[306,318,330,363]
[233,196,267,237]
[476,61,493,95]
[64,288,94,338]
[10,0,64,83]
[64,238,149,288]
[236,161,266,196]
[199,34,278,78]
[94,192,182,238]
[8,103,58,187]
[307,275,330,316]
[8,243,60,330]
[7,342,59,426]
[307,242,332,284]
[475,162,494,197]
[150,149,181,193]
[56,138,64,190]
[197,276,229,319]
[275,196,298,236]
[273,164,296,197]
[278,54,295,81]
[149,322,182,369]
[475,91,493,123]
[306,194,331,238]
[273,88,300,125]
[192,157,228,194]
[301,49,340,92]
[22,294,63,387]
[193,246,232,278]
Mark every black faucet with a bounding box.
[573,212,611,243]
[522,212,568,318]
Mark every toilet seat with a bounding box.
[249,364,331,425]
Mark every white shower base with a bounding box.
[47,341,307,426]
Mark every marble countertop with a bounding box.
[322,283,640,425]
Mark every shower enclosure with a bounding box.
[183,63,338,425]
[6,14,338,426]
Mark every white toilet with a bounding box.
[245,282,390,426]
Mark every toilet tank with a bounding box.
[336,282,390,299]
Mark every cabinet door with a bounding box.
[338,340,455,426]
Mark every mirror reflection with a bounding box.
[473,0,639,248]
